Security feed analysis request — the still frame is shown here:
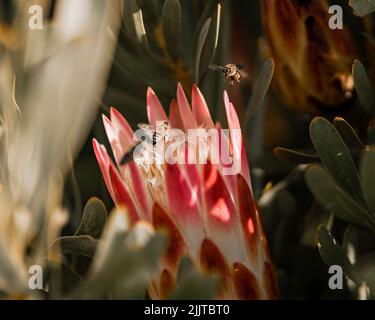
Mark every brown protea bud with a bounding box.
[261,0,357,114]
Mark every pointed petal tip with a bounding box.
[102,114,111,126]
[147,86,167,125]
[223,90,230,105]
[92,138,109,166]
[109,106,120,120]
[192,83,200,96]
[177,82,187,98]
[147,86,156,97]
[92,138,100,151]
[92,138,103,153]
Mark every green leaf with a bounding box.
[170,256,218,300]
[310,117,367,207]
[349,0,375,17]
[176,256,194,284]
[352,254,375,295]
[112,228,166,300]
[306,166,374,230]
[76,197,107,239]
[333,117,364,151]
[122,0,149,50]
[361,148,375,214]
[194,18,211,83]
[274,147,319,164]
[244,59,275,126]
[72,211,166,299]
[45,259,84,297]
[318,226,361,285]
[353,60,375,114]
[162,0,181,61]
[50,235,98,258]
[342,226,359,265]
[194,0,219,42]
[0,0,16,25]
[198,4,222,79]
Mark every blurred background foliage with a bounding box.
[1,0,375,299]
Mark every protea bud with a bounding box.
[261,0,356,114]
[93,84,278,299]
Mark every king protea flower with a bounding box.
[93,84,278,300]
[261,0,356,114]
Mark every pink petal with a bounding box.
[108,164,140,222]
[223,91,251,186]
[203,163,236,229]
[102,115,122,161]
[237,175,260,261]
[93,139,140,221]
[128,161,152,220]
[110,107,133,142]
[192,84,214,128]
[165,164,201,225]
[165,163,204,257]
[93,139,113,197]
[104,109,135,164]
[200,163,248,265]
[200,238,233,298]
[147,87,168,126]
[177,83,196,130]
[152,202,188,271]
[169,99,184,130]
[216,125,237,194]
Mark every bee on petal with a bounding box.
[209,64,248,85]
[120,120,171,165]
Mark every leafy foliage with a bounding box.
[349,0,375,17]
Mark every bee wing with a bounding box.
[209,64,225,72]
[136,123,154,144]
[138,123,152,130]
[239,70,249,78]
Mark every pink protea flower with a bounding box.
[93,84,278,300]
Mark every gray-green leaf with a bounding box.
[170,256,218,300]
[194,18,211,83]
[306,166,374,230]
[162,0,181,61]
[333,117,364,151]
[361,148,375,214]
[318,225,361,285]
[76,197,107,238]
[353,60,375,114]
[50,235,98,258]
[349,0,375,17]
[310,117,367,208]
[122,0,149,50]
[245,58,275,126]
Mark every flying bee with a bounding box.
[120,120,171,165]
[209,64,248,85]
